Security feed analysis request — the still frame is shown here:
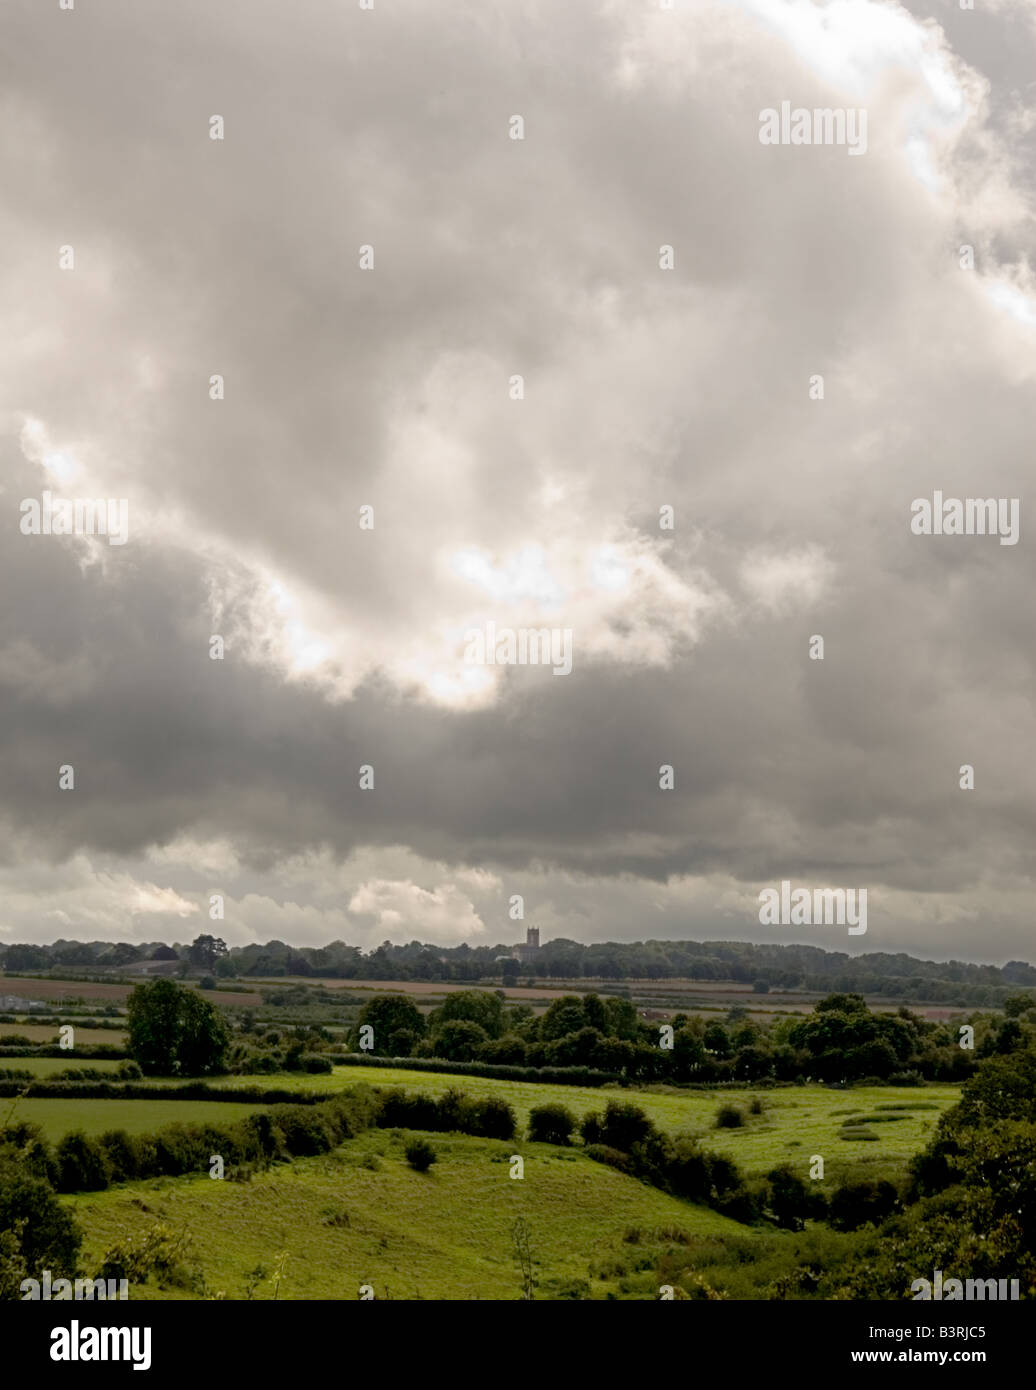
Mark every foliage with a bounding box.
[527,1103,577,1146]
[127,979,229,1076]
[404,1137,436,1172]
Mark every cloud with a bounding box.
[1,0,1034,962]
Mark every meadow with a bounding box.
[68,1127,751,1301]
[4,1097,268,1140]
[209,1067,960,1189]
[0,1056,126,1076]
[0,1025,127,1046]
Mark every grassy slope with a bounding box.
[69,1128,748,1301]
[3,1097,267,1139]
[210,1068,959,1188]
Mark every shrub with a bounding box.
[583,1143,631,1173]
[376,1090,442,1132]
[98,1130,142,1184]
[715,1104,744,1129]
[54,1131,113,1193]
[465,1096,516,1140]
[0,1154,82,1293]
[828,1179,900,1231]
[598,1100,654,1152]
[766,1165,826,1230]
[528,1103,576,1146]
[273,1106,335,1157]
[404,1138,437,1172]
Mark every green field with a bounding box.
[210,1067,959,1188]
[0,1056,126,1076]
[3,1097,267,1140]
[0,1025,127,1046]
[69,1128,750,1301]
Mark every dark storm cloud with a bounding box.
[2,0,1036,960]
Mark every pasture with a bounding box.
[2,1097,268,1141]
[68,1128,748,1300]
[210,1067,957,1189]
[0,1056,126,1076]
[0,1024,127,1046]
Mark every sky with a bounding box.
[2,0,1035,964]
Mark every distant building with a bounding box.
[0,994,47,1012]
[511,926,540,964]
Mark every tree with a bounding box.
[187,935,228,972]
[703,1021,731,1058]
[0,1139,82,1300]
[177,988,230,1074]
[539,996,587,1041]
[433,1019,488,1061]
[353,994,425,1056]
[544,1026,603,1068]
[103,943,142,967]
[766,1165,825,1230]
[126,978,228,1076]
[431,990,505,1039]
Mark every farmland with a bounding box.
[4,1097,269,1141]
[210,1067,956,1190]
[3,960,1021,1303]
[68,1128,753,1301]
[0,1056,126,1076]
[0,1024,127,1046]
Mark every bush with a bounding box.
[597,1100,654,1152]
[583,1143,631,1173]
[766,1165,826,1230]
[828,1179,900,1231]
[528,1103,576,1146]
[377,1090,442,1132]
[404,1138,437,1172]
[715,1104,744,1129]
[465,1096,516,1140]
[98,1130,143,1184]
[0,1153,82,1295]
[54,1131,113,1193]
[273,1106,336,1157]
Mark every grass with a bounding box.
[209,1068,959,1189]
[68,1128,750,1301]
[1,1097,268,1141]
[0,1056,126,1076]
[0,1025,127,1046]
